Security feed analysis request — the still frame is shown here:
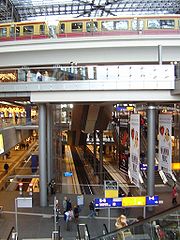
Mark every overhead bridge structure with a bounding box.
[0,34,180,206]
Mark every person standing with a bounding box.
[172,183,178,206]
[63,196,67,213]
[115,215,131,240]
[64,208,73,231]
[4,163,9,172]
[73,205,80,223]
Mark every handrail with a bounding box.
[90,204,180,239]
[6,226,17,240]
[77,223,91,240]
[102,224,108,235]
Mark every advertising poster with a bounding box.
[0,133,4,154]
[159,114,172,174]
[130,114,140,187]
[119,128,129,173]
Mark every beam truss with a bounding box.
[0,0,180,22]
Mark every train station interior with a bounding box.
[0,0,180,240]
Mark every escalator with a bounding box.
[90,204,180,240]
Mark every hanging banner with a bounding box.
[129,114,140,187]
[159,114,172,174]
[0,134,4,154]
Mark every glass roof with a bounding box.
[0,0,180,22]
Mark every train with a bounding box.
[0,14,180,41]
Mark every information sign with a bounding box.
[104,180,119,198]
[146,196,159,206]
[104,180,118,190]
[140,164,158,171]
[64,172,73,177]
[94,195,159,209]
[77,195,84,206]
[94,198,122,208]
[122,196,146,207]
[17,197,32,208]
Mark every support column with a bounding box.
[39,104,47,207]
[47,104,53,184]
[93,130,97,174]
[99,130,103,184]
[147,105,156,197]
[158,45,162,65]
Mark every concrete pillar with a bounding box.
[147,105,156,197]
[39,104,47,207]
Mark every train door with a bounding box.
[56,22,66,37]
[86,20,98,35]
[39,24,45,35]
[10,25,20,39]
[131,18,144,33]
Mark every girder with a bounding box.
[0,0,180,22]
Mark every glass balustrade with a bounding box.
[0,65,174,84]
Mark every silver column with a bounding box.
[147,105,156,197]
[158,45,162,65]
[47,103,53,184]
[39,104,47,207]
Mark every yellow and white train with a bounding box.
[0,14,180,41]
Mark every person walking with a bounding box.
[88,200,96,218]
[172,183,178,206]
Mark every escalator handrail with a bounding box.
[90,204,180,239]
[6,226,16,240]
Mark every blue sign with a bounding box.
[94,195,159,208]
[64,172,73,177]
[140,164,158,171]
[94,198,122,208]
[146,196,159,206]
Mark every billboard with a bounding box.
[129,114,140,187]
[159,114,172,174]
[0,133,4,154]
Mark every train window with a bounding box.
[40,24,45,35]
[0,28,7,37]
[160,20,175,29]
[71,22,83,32]
[102,21,114,31]
[148,19,175,29]
[60,23,65,33]
[132,20,144,30]
[23,25,34,35]
[114,20,128,30]
[86,22,98,32]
